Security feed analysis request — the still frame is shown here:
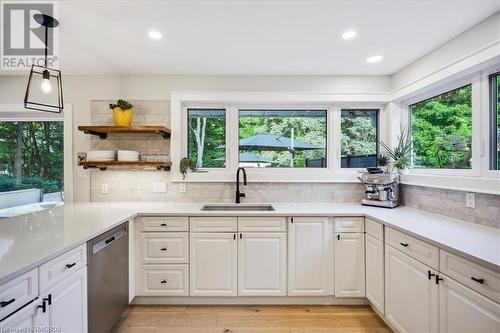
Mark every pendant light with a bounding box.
[24,14,63,113]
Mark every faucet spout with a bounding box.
[236,167,247,203]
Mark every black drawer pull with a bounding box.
[436,275,443,285]
[37,300,47,313]
[43,294,52,306]
[400,242,409,247]
[428,270,436,280]
[160,247,167,251]
[160,223,167,227]
[160,280,167,284]
[0,298,15,307]
[471,277,485,284]
[66,262,76,269]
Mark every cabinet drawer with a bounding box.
[140,216,188,232]
[141,233,188,264]
[138,265,188,296]
[385,227,439,270]
[190,217,237,232]
[0,269,38,320]
[334,217,364,233]
[39,244,86,293]
[365,218,383,241]
[238,217,286,232]
[440,250,500,303]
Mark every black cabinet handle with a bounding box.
[428,270,436,280]
[233,234,236,240]
[436,275,443,285]
[37,300,47,313]
[160,280,167,284]
[66,262,76,269]
[291,217,294,223]
[160,247,167,251]
[239,233,242,240]
[471,277,485,284]
[400,242,409,247]
[337,234,341,240]
[43,294,52,306]
[160,223,167,227]
[0,298,15,307]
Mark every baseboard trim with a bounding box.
[132,296,368,305]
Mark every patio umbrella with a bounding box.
[215,152,273,164]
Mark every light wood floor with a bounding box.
[114,305,392,333]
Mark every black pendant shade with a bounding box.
[24,14,64,113]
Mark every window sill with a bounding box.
[401,173,500,195]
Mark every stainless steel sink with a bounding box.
[201,204,275,211]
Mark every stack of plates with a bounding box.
[87,150,116,161]
[118,150,139,162]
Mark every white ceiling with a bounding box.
[25,1,500,75]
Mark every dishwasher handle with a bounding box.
[92,227,127,255]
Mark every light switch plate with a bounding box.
[179,183,187,193]
[465,193,475,208]
[101,184,109,194]
[152,182,167,193]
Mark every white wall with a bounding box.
[0,74,390,202]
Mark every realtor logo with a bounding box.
[1,1,59,70]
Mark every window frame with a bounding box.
[489,71,499,170]
[403,75,481,177]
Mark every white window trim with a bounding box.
[170,92,388,183]
[481,65,500,178]
[0,104,74,203]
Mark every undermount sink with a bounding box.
[201,204,275,211]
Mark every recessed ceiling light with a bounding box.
[366,55,383,63]
[148,30,162,40]
[342,30,356,40]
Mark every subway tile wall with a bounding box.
[88,100,500,229]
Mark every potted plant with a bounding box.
[109,99,134,126]
[379,127,413,174]
[179,157,195,180]
[377,154,390,173]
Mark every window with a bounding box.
[410,85,472,169]
[340,109,378,168]
[187,108,226,168]
[238,110,327,168]
[0,121,64,218]
[490,72,500,170]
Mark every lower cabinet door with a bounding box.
[365,234,384,313]
[238,232,287,296]
[138,265,189,296]
[38,267,88,333]
[190,233,237,296]
[334,232,365,297]
[385,245,438,333]
[0,299,43,331]
[439,274,500,333]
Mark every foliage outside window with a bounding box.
[187,109,226,168]
[238,110,327,168]
[410,85,472,169]
[340,109,378,168]
[490,73,500,170]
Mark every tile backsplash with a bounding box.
[88,100,500,229]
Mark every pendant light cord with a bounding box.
[44,24,48,67]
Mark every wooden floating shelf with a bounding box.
[79,161,171,171]
[78,126,171,139]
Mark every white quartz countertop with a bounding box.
[0,202,499,284]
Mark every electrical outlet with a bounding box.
[465,193,475,208]
[101,184,109,194]
[179,183,187,193]
[152,182,167,193]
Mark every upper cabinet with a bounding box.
[288,217,334,296]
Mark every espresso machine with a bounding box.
[359,172,400,208]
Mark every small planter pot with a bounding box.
[113,107,133,126]
[398,167,409,175]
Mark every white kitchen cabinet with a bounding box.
[385,245,438,333]
[439,273,500,333]
[238,232,287,296]
[36,267,88,333]
[334,232,365,297]
[190,233,237,296]
[365,234,384,313]
[0,298,43,331]
[288,217,334,296]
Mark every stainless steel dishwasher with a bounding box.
[87,222,129,333]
